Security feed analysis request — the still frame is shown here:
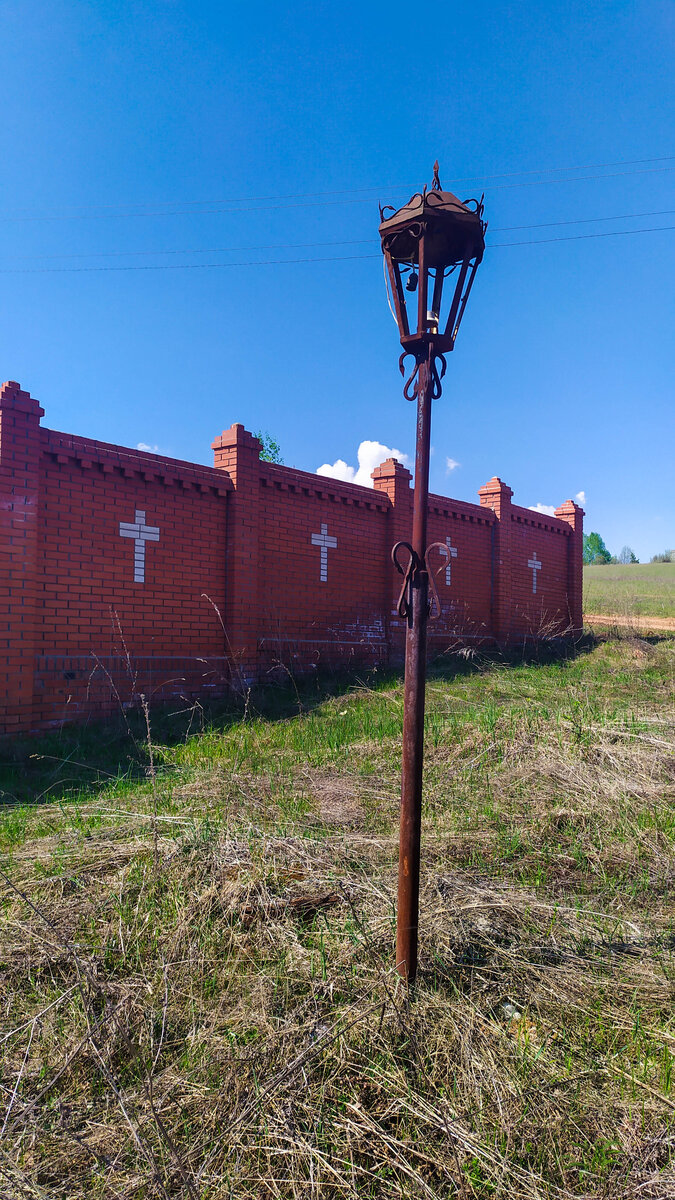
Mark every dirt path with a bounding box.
[585,612,675,632]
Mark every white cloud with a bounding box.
[529,502,557,517]
[317,457,354,483]
[575,490,586,506]
[137,441,160,453]
[445,457,460,474]
[317,440,412,488]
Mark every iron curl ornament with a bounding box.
[399,346,447,402]
[391,538,449,622]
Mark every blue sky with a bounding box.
[1,0,673,562]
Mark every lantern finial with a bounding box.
[432,160,441,191]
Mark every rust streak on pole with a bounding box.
[396,349,433,985]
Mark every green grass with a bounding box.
[584,561,675,618]
[0,633,674,1197]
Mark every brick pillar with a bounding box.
[212,424,262,684]
[372,456,412,515]
[372,457,413,660]
[555,499,584,634]
[478,476,513,644]
[0,381,45,732]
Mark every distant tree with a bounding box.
[651,549,675,563]
[583,531,612,565]
[618,545,639,564]
[254,431,284,464]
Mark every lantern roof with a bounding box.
[379,163,485,268]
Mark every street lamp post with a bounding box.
[379,163,486,985]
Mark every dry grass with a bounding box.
[0,631,674,1197]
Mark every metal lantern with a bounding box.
[379,163,486,986]
[379,162,485,396]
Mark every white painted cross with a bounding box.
[528,551,542,594]
[444,536,458,586]
[119,509,160,583]
[311,522,337,583]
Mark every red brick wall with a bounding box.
[0,383,44,731]
[212,425,391,678]
[1,383,584,733]
[256,465,390,670]
[29,421,231,727]
[509,503,576,636]
[424,494,495,648]
[478,478,584,641]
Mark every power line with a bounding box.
[488,164,675,192]
[1,210,673,265]
[0,223,672,274]
[5,154,675,214]
[14,153,675,212]
[445,154,675,185]
[0,238,373,262]
[0,252,381,274]
[493,208,675,233]
[490,223,675,248]
[0,159,673,222]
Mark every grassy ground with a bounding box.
[1,632,674,1198]
[584,562,675,618]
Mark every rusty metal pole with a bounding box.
[396,348,433,985]
[380,165,485,985]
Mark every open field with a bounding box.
[584,562,675,619]
[1,632,674,1198]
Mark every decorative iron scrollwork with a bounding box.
[399,350,447,402]
[392,541,449,621]
[391,541,418,620]
[463,193,487,236]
